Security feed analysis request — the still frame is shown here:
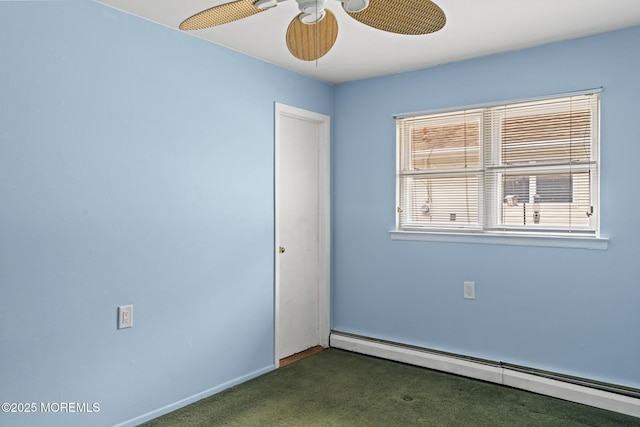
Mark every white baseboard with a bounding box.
[113,365,275,427]
[330,332,640,418]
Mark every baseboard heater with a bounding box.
[330,331,640,418]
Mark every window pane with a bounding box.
[498,171,592,229]
[411,121,480,170]
[502,174,572,204]
[536,174,572,203]
[501,110,592,165]
[399,174,479,228]
[503,175,530,205]
[398,110,482,172]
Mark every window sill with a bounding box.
[390,230,608,250]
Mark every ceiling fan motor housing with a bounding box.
[343,0,369,13]
[297,0,327,23]
[255,0,278,9]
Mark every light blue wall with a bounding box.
[332,25,640,390]
[0,2,331,426]
[2,0,639,425]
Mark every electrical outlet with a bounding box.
[118,305,133,329]
[463,281,476,300]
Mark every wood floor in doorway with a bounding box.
[279,346,323,367]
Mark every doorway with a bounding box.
[274,103,330,366]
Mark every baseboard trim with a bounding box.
[113,365,275,427]
[330,331,640,418]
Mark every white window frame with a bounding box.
[391,90,608,250]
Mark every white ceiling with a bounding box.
[98,0,640,84]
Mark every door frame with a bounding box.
[274,102,331,367]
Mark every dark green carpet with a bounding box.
[141,349,640,426]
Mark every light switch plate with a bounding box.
[464,281,476,300]
[118,305,133,329]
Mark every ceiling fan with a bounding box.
[179,0,446,61]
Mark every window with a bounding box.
[396,92,600,243]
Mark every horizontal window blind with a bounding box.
[398,174,480,227]
[397,93,599,236]
[397,110,482,230]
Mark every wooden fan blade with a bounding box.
[180,0,266,31]
[286,10,338,61]
[345,0,446,35]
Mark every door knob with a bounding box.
[279,246,286,253]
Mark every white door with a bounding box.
[275,103,330,365]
